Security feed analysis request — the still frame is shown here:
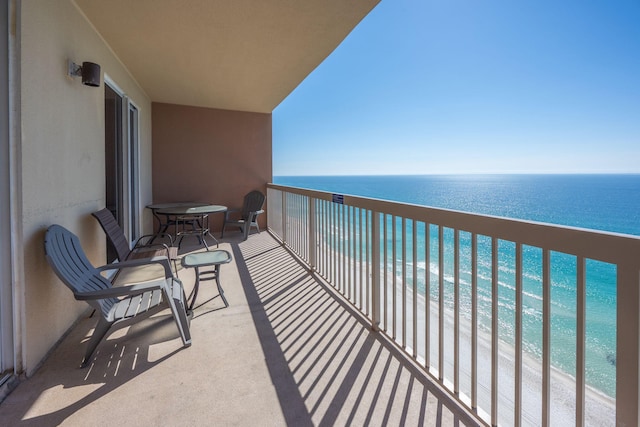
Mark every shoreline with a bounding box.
[308,223,617,424]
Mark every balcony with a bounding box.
[1,184,637,426]
[0,223,476,425]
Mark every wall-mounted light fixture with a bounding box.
[68,60,101,87]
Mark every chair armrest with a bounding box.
[74,281,165,300]
[224,208,241,220]
[135,233,175,248]
[96,256,173,278]
[247,209,264,221]
[131,241,173,260]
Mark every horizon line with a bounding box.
[273,172,640,177]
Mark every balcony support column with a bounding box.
[371,210,380,331]
[616,264,640,427]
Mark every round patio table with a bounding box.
[146,202,209,239]
[156,204,227,250]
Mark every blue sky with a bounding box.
[272,0,640,176]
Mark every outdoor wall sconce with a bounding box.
[68,60,101,87]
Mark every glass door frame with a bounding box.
[127,102,141,242]
[104,75,141,255]
[0,0,15,382]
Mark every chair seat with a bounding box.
[130,246,178,260]
[108,288,164,322]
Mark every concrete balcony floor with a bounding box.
[0,231,479,426]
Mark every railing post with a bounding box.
[616,264,640,427]
[308,197,316,271]
[281,190,287,245]
[371,210,380,331]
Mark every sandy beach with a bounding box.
[379,283,616,426]
[310,222,617,425]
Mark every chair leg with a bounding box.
[81,317,113,368]
[166,280,192,347]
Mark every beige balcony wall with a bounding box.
[152,103,272,232]
[19,0,152,374]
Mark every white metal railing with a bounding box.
[267,183,640,426]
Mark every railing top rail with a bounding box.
[268,183,640,267]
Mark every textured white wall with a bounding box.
[19,0,152,374]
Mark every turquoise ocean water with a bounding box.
[273,174,640,398]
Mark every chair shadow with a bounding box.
[1,313,188,426]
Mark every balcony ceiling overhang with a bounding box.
[74,0,379,113]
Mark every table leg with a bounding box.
[188,266,201,313]
[215,265,228,307]
[203,214,215,249]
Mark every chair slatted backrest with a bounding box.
[92,208,132,262]
[44,224,117,317]
[241,190,265,220]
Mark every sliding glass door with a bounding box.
[104,80,140,262]
[104,83,124,262]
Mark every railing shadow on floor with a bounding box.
[231,233,482,426]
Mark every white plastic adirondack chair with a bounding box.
[44,224,191,367]
[221,190,266,240]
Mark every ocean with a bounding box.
[273,174,640,399]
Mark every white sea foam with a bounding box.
[385,284,615,426]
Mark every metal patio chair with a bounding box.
[92,208,179,273]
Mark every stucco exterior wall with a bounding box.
[19,0,152,374]
[152,103,272,232]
